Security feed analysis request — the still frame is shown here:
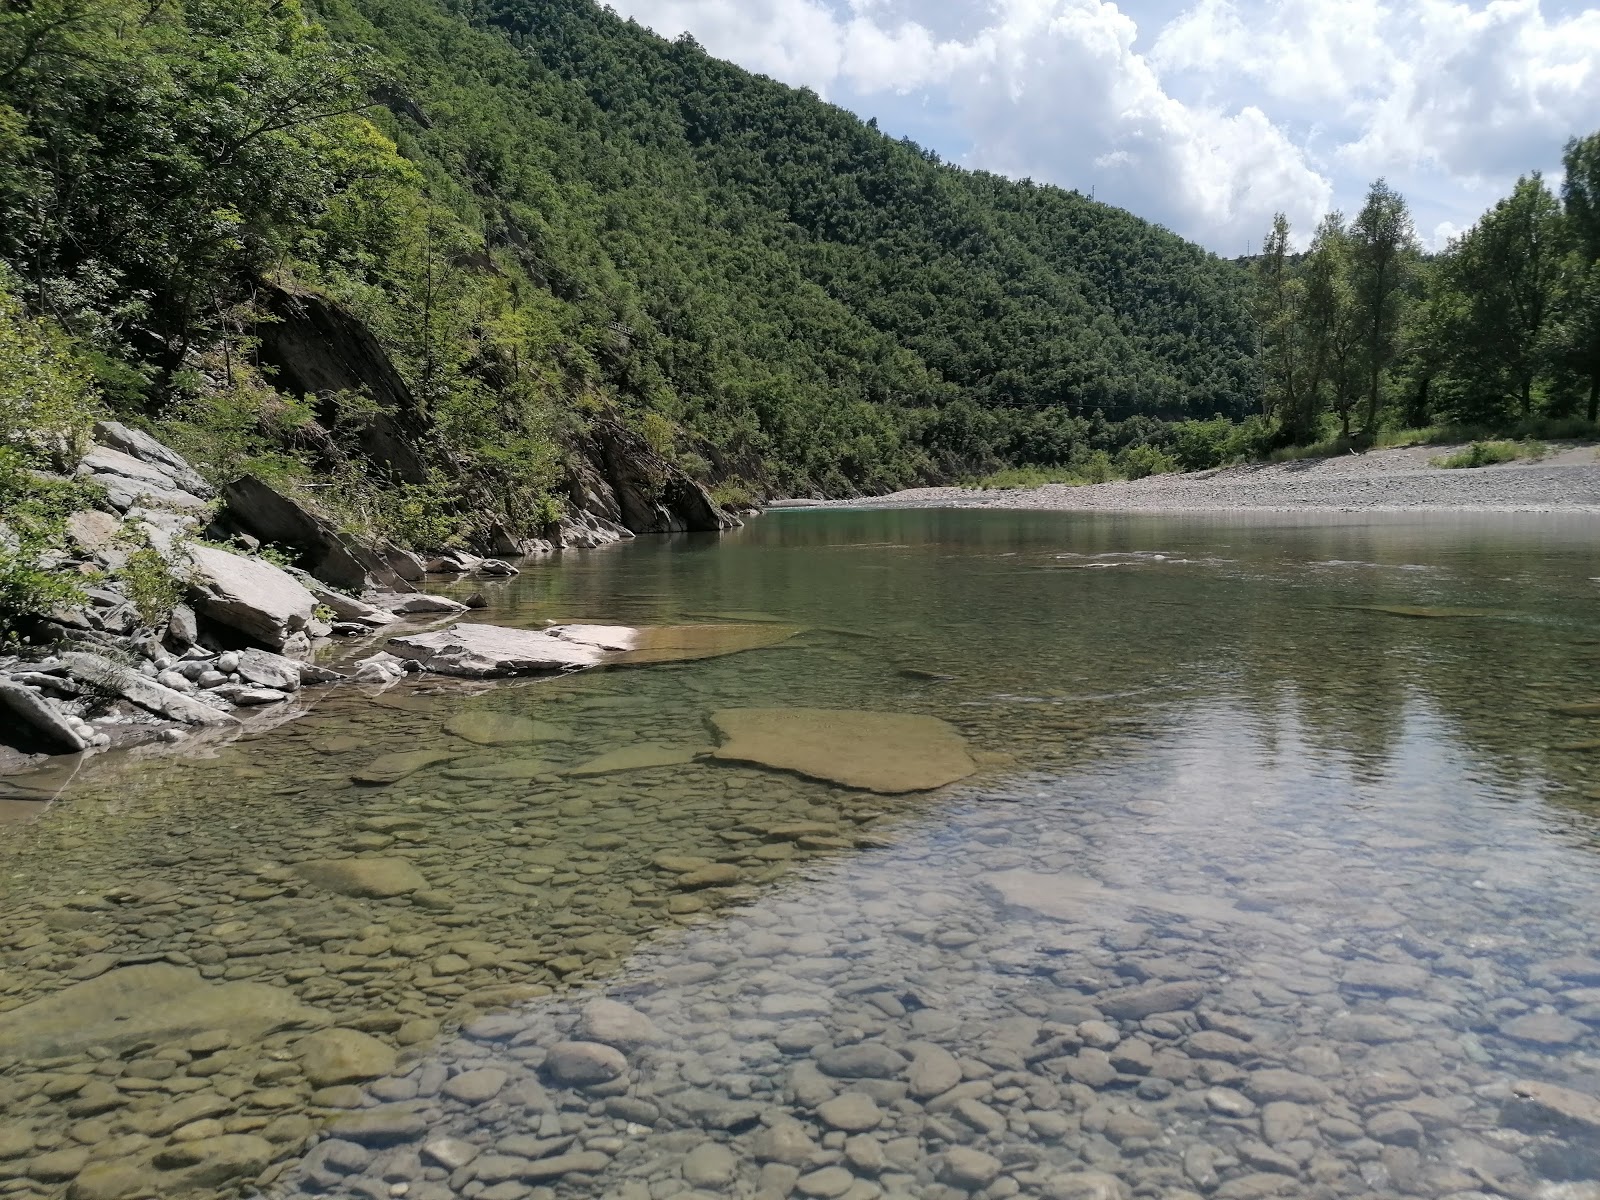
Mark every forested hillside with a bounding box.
[0,0,1258,538]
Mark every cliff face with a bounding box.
[250,286,738,550]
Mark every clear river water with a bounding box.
[2,509,1600,1200]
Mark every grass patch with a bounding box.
[1430,440,1547,469]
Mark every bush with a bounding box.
[1115,444,1178,480]
[1430,440,1538,469]
[0,448,100,640]
[0,273,100,469]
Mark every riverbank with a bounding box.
[813,442,1600,514]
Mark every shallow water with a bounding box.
[3,510,1600,1200]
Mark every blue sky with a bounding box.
[605,0,1600,255]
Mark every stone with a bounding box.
[1367,1109,1423,1146]
[682,1143,737,1187]
[988,871,1293,935]
[65,507,123,553]
[1098,980,1210,1020]
[422,1138,480,1170]
[443,1067,508,1103]
[1503,1079,1600,1135]
[0,678,88,752]
[351,750,457,784]
[710,707,977,792]
[235,647,303,692]
[185,542,317,652]
[0,964,323,1057]
[67,1159,151,1200]
[752,1119,819,1165]
[152,1134,274,1186]
[294,857,427,898]
[908,1045,963,1099]
[93,420,213,496]
[521,1151,610,1180]
[302,576,396,626]
[816,1043,905,1079]
[445,711,570,745]
[579,998,663,1050]
[1043,1173,1130,1200]
[843,1135,886,1174]
[1499,1012,1587,1045]
[1246,1069,1332,1105]
[329,1107,430,1146]
[545,1041,627,1086]
[676,863,743,889]
[60,651,237,726]
[1340,962,1430,995]
[296,1028,397,1086]
[565,744,705,776]
[796,1166,855,1198]
[941,1147,1003,1190]
[387,623,607,677]
[222,474,376,590]
[817,1093,882,1132]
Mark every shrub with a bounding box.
[1116,444,1178,480]
[1430,440,1534,469]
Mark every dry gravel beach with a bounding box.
[809,442,1600,514]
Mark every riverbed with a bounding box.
[2,510,1598,1200]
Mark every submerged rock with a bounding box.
[444,711,571,745]
[387,624,607,677]
[0,964,324,1058]
[351,749,457,784]
[564,744,705,776]
[709,707,977,793]
[294,857,427,898]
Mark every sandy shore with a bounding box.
[808,442,1600,515]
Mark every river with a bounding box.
[2,509,1598,1200]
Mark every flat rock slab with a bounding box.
[295,857,427,898]
[351,750,457,784]
[565,744,706,777]
[186,542,318,652]
[593,622,802,664]
[710,708,976,793]
[442,759,552,780]
[986,869,1298,938]
[388,624,607,677]
[0,964,324,1058]
[444,712,572,745]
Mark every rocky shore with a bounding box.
[810,444,1600,515]
[0,420,740,780]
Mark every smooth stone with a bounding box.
[521,1151,610,1180]
[752,1119,820,1165]
[1499,1012,1587,1046]
[710,707,977,793]
[329,1107,430,1146]
[1503,1079,1600,1134]
[294,857,426,898]
[908,1045,963,1099]
[683,1143,738,1187]
[422,1138,481,1170]
[545,1041,627,1086]
[152,1134,274,1186]
[443,1067,508,1103]
[296,1028,396,1086]
[1246,1070,1332,1104]
[579,998,663,1050]
[796,1166,856,1198]
[942,1146,1003,1190]
[817,1093,882,1132]
[816,1043,905,1079]
[1043,1172,1130,1200]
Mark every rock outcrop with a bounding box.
[253,283,431,484]
[568,420,739,537]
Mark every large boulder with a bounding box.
[184,542,318,654]
[0,679,87,752]
[77,446,209,514]
[222,475,372,590]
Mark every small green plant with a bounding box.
[1430,440,1541,469]
[1115,444,1178,480]
[710,481,759,510]
[116,535,183,627]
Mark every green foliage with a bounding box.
[1430,440,1543,469]
[1115,443,1177,479]
[0,447,98,637]
[116,542,182,627]
[0,270,99,467]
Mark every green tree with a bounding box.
[1350,180,1417,437]
[1559,132,1600,419]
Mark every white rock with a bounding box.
[184,543,317,653]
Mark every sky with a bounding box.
[602,0,1600,255]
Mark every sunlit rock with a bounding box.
[565,744,705,776]
[444,712,572,745]
[709,707,976,793]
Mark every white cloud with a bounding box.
[605,0,1600,252]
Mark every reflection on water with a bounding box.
[2,511,1600,1200]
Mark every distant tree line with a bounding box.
[1253,133,1600,447]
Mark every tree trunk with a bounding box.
[1588,373,1599,424]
